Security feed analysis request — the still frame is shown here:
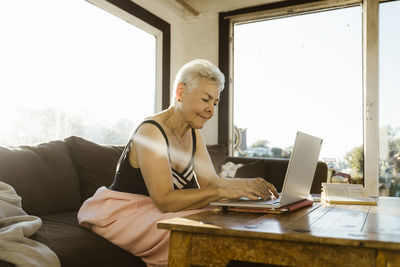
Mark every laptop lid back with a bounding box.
[279,131,323,207]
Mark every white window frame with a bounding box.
[363,0,379,197]
[87,0,163,113]
[227,0,383,196]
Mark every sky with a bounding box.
[234,3,399,160]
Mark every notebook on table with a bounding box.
[223,199,314,214]
[210,131,323,209]
[322,183,377,205]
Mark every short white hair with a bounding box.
[173,59,225,96]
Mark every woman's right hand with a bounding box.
[216,178,279,200]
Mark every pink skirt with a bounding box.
[77,186,210,266]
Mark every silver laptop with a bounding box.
[211,131,323,209]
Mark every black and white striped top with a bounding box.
[109,120,199,196]
[172,154,197,190]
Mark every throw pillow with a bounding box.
[0,141,81,215]
[64,136,124,202]
[206,144,226,174]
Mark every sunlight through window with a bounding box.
[0,0,156,146]
[233,6,363,183]
[379,1,400,197]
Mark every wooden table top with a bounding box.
[158,197,400,251]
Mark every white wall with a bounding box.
[132,0,219,143]
[131,0,278,144]
[181,12,220,144]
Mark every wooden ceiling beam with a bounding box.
[175,0,200,16]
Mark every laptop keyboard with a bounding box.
[271,193,282,204]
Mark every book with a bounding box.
[222,199,313,214]
[321,183,377,205]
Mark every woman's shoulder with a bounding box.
[133,116,169,143]
[135,120,163,136]
[134,109,168,130]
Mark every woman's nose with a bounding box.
[207,103,214,116]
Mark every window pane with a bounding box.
[233,6,363,183]
[0,0,156,146]
[379,1,400,197]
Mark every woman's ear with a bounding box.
[176,82,185,102]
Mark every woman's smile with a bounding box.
[198,114,209,121]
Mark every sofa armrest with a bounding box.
[226,156,327,194]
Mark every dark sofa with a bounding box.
[0,136,327,267]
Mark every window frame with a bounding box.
[218,0,389,196]
[88,0,171,111]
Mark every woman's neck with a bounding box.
[163,106,190,142]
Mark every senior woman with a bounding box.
[78,59,278,267]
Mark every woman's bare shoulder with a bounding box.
[134,121,163,139]
[129,119,166,167]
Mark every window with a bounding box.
[0,0,169,146]
[219,0,396,196]
[379,0,400,196]
[233,7,363,184]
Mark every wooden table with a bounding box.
[157,197,400,267]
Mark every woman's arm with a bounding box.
[193,130,279,201]
[134,125,277,213]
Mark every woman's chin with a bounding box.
[192,124,205,129]
[191,120,206,129]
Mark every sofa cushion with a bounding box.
[228,157,289,192]
[65,136,124,203]
[0,141,81,215]
[263,159,290,192]
[34,211,145,267]
[265,160,328,194]
[206,144,226,174]
[234,160,265,178]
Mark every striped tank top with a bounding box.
[109,120,199,196]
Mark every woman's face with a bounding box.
[180,77,220,129]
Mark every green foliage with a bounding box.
[247,140,292,159]
[389,179,400,197]
[345,145,364,173]
[387,126,400,152]
[271,147,283,158]
[250,140,270,148]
